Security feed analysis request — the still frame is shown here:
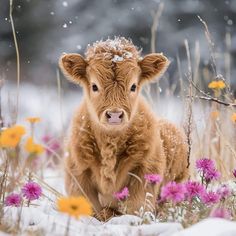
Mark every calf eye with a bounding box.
[92,84,98,92]
[130,84,137,92]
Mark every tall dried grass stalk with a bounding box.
[197,15,217,77]
[225,32,231,87]
[193,41,200,91]
[0,78,5,128]
[147,2,164,109]
[9,0,20,123]
[150,2,164,53]
[184,39,193,169]
[56,69,65,138]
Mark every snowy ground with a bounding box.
[2,161,236,236]
[3,168,236,236]
[5,211,236,236]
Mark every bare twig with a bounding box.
[9,0,20,123]
[187,78,236,107]
[190,95,236,107]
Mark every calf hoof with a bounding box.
[94,207,122,222]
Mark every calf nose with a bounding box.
[106,110,124,124]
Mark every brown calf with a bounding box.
[59,37,188,221]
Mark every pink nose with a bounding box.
[106,110,124,124]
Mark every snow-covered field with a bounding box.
[2,168,236,236]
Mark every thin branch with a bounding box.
[187,78,236,107]
[190,95,236,107]
[9,0,20,123]
[187,77,211,98]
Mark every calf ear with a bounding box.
[139,53,170,82]
[59,53,87,84]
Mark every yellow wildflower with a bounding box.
[0,125,26,148]
[231,113,236,123]
[210,110,219,120]
[57,196,92,218]
[26,117,41,123]
[25,137,44,154]
[208,80,226,90]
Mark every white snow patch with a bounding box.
[3,207,183,236]
[173,218,236,236]
[112,55,124,62]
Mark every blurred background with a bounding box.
[0,0,235,86]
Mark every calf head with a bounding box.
[59,37,169,131]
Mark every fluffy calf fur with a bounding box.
[59,37,188,221]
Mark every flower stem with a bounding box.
[17,201,23,232]
[65,216,71,236]
[27,172,32,207]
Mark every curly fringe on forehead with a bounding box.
[85,37,142,62]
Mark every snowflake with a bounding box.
[112,55,124,62]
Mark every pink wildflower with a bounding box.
[42,135,51,143]
[185,181,205,200]
[144,174,162,184]
[161,181,186,203]
[209,207,231,219]
[113,187,129,201]
[217,185,231,200]
[205,168,221,182]
[200,191,220,205]
[233,169,236,178]
[196,158,220,183]
[42,135,60,155]
[196,158,215,173]
[22,182,42,201]
[5,193,22,207]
